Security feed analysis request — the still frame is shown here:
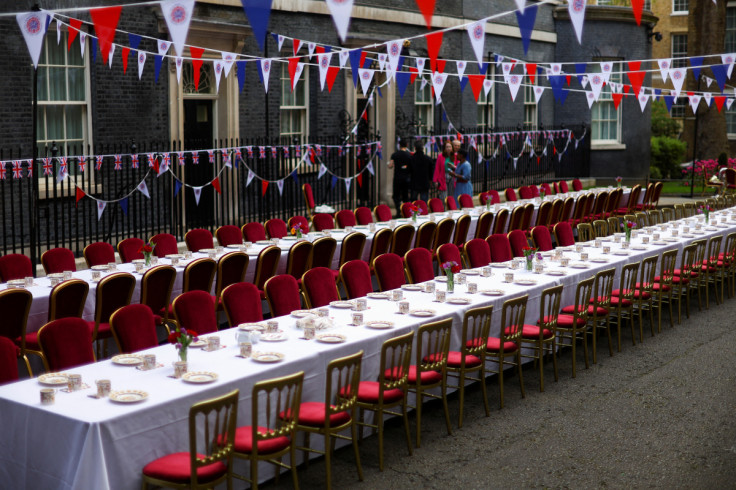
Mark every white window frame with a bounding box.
[591,60,624,149]
[523,75,537,130]
[477,65,495,131]
[279,63,309,138]
[671,33,688,69]
[414,77,434,133]
[672,0,688,14]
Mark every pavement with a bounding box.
[263,283,736,489]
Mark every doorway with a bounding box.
[183,99,215,229]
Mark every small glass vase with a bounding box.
[625,231,631,243]
[412,213,418,223]
[178,347,188,362]
[144,253,152,267]
[704,213,709,224]
[446,273,454,293]
[526,257,533,271]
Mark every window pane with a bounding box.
[37,67,49,100]
[47,39,64,65]
[68,68,85,101]
[46,106,64,140]
[65,106,83,139]
[48,67,67,101]
[672,35,688,68]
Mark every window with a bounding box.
[183,62,215,95]
[672,0,688,13]
[523,76,537,130]
[414,78,433,133]
[280,63,308,137]
[591,60,621,143]
[727,7,736,134]
[671,97,688,119]
[671,34,688,69]
[597,0,650,8]
[36,31,90,157]
[477,65,494,132]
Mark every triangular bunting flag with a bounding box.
[690,56,704,81]
[585,91,596,109]
[631,0,644,25]
[96,200,106,221]
[568,0,586,44]
[358,68,374,95]
[456,60,466,78]
[416,57,426,76]
[689,94,701,114]
[236,60,247,92]
[714,95,726,112]
[325,0,355,42]
[431,72,447,101]
[241,0,273,51]
[525,63,537,84]
[415,0,436,29]
[175,57,183,83]
[515,4,537,55]
[658,59,671,82]
[711,64,728,93]
[612,92,623,110]
[533,85,544,103]
[318,164,328,179]
[386,40,402,81]
[261,180,269,196]
[75,187,85,207]
[212,177,221,194]
[318,52,333,91]
[138,181,150,198]
[246,170,256,187]
[396,72,411,97]
[326,66,340,92]
[483,79,494,97]
[670,68,686,97]
[425,31,443,73]
[638,93,649,112]
[468,74,484,102]
[213,60,223,92]
[259,59,272,92]
[161,0,194,57]
[119,197,128,216]
[17,12,48,69]
[589,73,604,101]
[721,53,735,78]
[89,6,121,62]
[600,61,613,82]
[67,18,82,51]
[345,177,352,193]
[627,70,645,96]
[137,51,146,80]
[288,57,304,91]
[292,39,302,56]
[507,73,522,101]
[276,179,284,196]
[193,187,202,205]
[348,49,362,87]
[467,21,486,65]
[222,52,236,77]
[190,47,204,91]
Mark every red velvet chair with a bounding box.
[529,185,540,198]
[253,246,282,299]
[48,279,89,321]
[185,229,214,253]
[285,241,313,283]
[414,221,437,251]
[553,221,576,247]
[572,178,583,191]
[400,202,415,219]
[83,242,116,267]
[311,237,337,269]
[374,204,393,222]
[520,203,535,231]
[445,196,459,211]
[213,252,249,309]
[222,282,264,327]
[215,225,243,247]
[436,243,463,272]
[264,275,302,317]
[182,258,217,293]
[452,214,471,251]
[487,234,513,263]
[340,260,373,299]
[368,229,392,274]
[504,188,518,202]
[475,212,493,240]
[0,254,32,282]
[464,238,491,268]
[488,190,501,204]
[150,233,179,258]
[553,182,560,194]
[390,224,416,258]
[559,180,569,193]
[335,210,357,228]
[140,265,176,329]
[331,232,367,282]
[374,253,406,291]
[428,198,445,213]
[86,272,136,358]
[41,247,76,274]
[242,222,268,242]
[534,201,553,228]
[0,337,19,385]
[433,218,456,253]
[38,317,96,372]
[404,248,435,284]
[541,182,553,196]
[354,207,374,225]
[117,238,145,263]
[530,226,554,252]
[312,213,335,232]
[110,304,159,354]
[479,192,491,205]
[288,216,310,234]
[265,219,288,239]
[458,194,474,208]
[0,288,34,376]
[507,206,524,231]
[173,290,219,336]
[492,208,509,235]
[302,183,315,218]
[302,267,341,308]
[485,295,528,408]
[508,230,530,258]
[413,200,429,216]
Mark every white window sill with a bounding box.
[670,11,688,16]
[591,142,627,151]
[728,134,736,140]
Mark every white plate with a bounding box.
[590,258,609,263]
[514,279,537,286]
[189,340,207,348]
[261,333,288,342]
[491,263,508,268]
[281,236,298,241]
[329,301,355,309]
[480,289,505,296]
[612,251,630,256]
[111,354,143,366]
[316,333,347,343]
[664,237,679,242]
[546,270,567,276]
[251,352,285,363]
[47,273,64,279]
[291,310,315,318]
[569,263,589,269]
[447,297,471,305]
[460,269,480,275]
[238,323,266,332]
[109,390,148,403]
[182,371,218,384]
[256,240,272,245]
[6,279,25,288]
[409,309,436,317]
[199,248,217,253]
[631,245,647,250]
[367,292,390,300]
[91,265,109,271]
[38,373,68,386]
[652,241,668,246]
[681,234,695,239]
[401,284,423,291]
[365,321,394,329]
[434,276,448,282]
[226,245,244,250]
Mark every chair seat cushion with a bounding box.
[85,320,112,338]
[654,275,688,284]
[609,296,632,307]
[233,426,291,455]
[295,401,351,428]
[142,452,227,484]
[561,304,609,316]
[444,351,482,368]
[152,314,164,326]
[356,381,405,404]
[556,314,587,327]
[520,324,553,340]
[18,331,40,351]
[385,365,442,385]
[612,288,652,300]
[672,268,698,277]
[486,337,518,353]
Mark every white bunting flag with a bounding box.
[308,42,316,57]
[260,59,272,93]
[420,78,428,92]
[501,62,513,84]
[158,158,168,177]
[589,73,605,101]
[161,0,194,57]
[318,164,328,179]
[157,40,171,56]
[318,52,333,91]
[358,68,374,95]
[705,76,714,88]
[386,40,403,81]
[221,52,236,77]
[638,93,649,112]
[431,72,447,101]
[138,181,150,199]
[568,0,586,44]
[277,180,284,196]
[377,53,386,72]
[507,73,522,101]
[581,75,589,89]
[658,59,671,83]
[175,57,183,83]
[689,94,701,114]
[367,161,374,176]
[338,49,349,68]
[213,60,223,92]
[467,20,486,65]
[276,35,285,51]
[533,85,545,103]
[495,55,504,67]
[291,62,305,91]
[137,51,146,80]
[549,63,562,79]
[703,92,712,106]
[483,79,494,97]
[97,201,106,221]
[456,60,467,78]
[344,177,351,193]
[80,32,86,57]
[514,0,526,13]
[17,11,48,69]
[669,68,686,97]
[416,57,426,77]
[193,186,202,205]
[56,18,61,44]
[722,53,736,78]
[246,170,255,187]
[513,157,518,170]
[108,44,116,68]
[727,98,735,110]
[600,61,613,82]
[326,0,355,42]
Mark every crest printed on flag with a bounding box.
[161,0,194,57]
[17,12,49,69]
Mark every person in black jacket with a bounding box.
[411,141,434,202]
[388,138,412,218]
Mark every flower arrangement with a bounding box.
[615,176,623,188]
[290,222,307,239]
[138,240,156,267]
[522,246,540,271]
[168,326,199,362]
[698,205,712,222]
[540,186,546,199]
[408,203,420,222]
[621,220,636,242]
[442,260,461,292]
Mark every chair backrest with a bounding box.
[265,274,302,317]
[215,252,249,297]
[38,317,96,371]
[452,214,471,248]
[572,178,583,191]
[117,238,145,263]
[591,191,608,217]
[41,247,76,274]
[377,331,414,396]
[530,185,541,198]
[658,249,678,288]
[302,183,315,217]
[553,221,575,247]
[414,221,437,250]
[416,318,452,378]
[458,194,474,208]
[140,265,176,322]
[374,204,393,222]
[186,390,239,487]
[253,245,282,290]
[505,188,517,202]
[328,351,364,427]
[93,273,136,338]
[661,207,675,222]
[559,180,569,193]
[173,290,218,335]
[638,255,658,296]
[182,258,216,293]
[48,279,89,322]
[312,213,335,232]
[559,197,575,222]
[339,232,367,267]
[651,181,663,207]
[570,194,588,222]
[464,238,491,268]
[184,229,214,253]
[535,201,552,227]
[607,216,620,235]
[591,268,616,313]
[520,203,535,230]
[507,230,529,258]
[311,237,337,269]
[335,210,357,228]
[582,192,596,221]
[288,216,310,234]
[537,285,563,338]
[110,304,159,353]
[626,184,642,213]
[577,223,594,242]
[250,372,304,458]
[374,253,406,291]
[369,228,393,266]
[285,240,313,280]
[0,253,32,282]
[390,224,416,257]
[428,198,445,213]
[475,212,494,239]
[302,267,340,308]
[340,260,373,299]
[265,219,288,239]
[414,200,429,216]
[592,220,609,238]
[634,212,648,229]
[0,289,32,352]
[616,262,640,305]
[433,218,455,251]
[706,235,724,268]
[487,234,513,263]
[530,226,553,251]
[492,208,509,235]
[222,282,264,327]
[436,243,463,272]
[488,190,501,204]
[0,337,19,385]
[541,182,553,196]
[445,196,459,210]
[648,209,663,225]
[518,186,533,200]
[640,184,654,209]
[499,295,528,347]
[507,205,525,231]
[404,248,435,284]
[400,202,415,219]
[566,276,594,324]
[354,207,374,225]
[479,192,491,205]
[83,241,116,268]
[215,225,243,247]
[461,305,493,360]
[242,222,267,242]
[149,233,178,257]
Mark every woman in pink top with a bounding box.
[433,141,455,199]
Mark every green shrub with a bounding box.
[651,136,686,179]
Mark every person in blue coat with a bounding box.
[452,147,472,200]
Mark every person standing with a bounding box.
[411,141,434,202]
[432,141,455,199]
[452,147,472,200]
[388,138,412,218]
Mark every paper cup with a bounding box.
[398,301,410,314]
[435,290,446,303]
[304,325,316,340]
[424,282,436,293]
[467,282,478,294]
[266,321,279,333]
[391,290,403,302]
[356,298,367,311]
[504,273,514,283]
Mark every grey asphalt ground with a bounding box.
[265,286,736,489]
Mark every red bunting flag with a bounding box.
[288,56,300,91]
[623,84,630,94]
[425,31,443,73]
[468,74,484,101]
[67,19,82,51]
[122,46,130,73]
[612,93,623,109]
[261,180,269,196]
[293,39,302,56]
[565,74,571,86]
[409,66,419,84]
[435,59,446,74]
[190,46,204,91]
[631,0,644,25]
[212,177,221,194]
[525,63,536,84]
[326,66,340,92]
[75,186,86,208]
[714,96,726,112]
[415,0,436,29]
[89,6,122,62]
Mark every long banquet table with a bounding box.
[1,204,733,490]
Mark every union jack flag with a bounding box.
[26,159,33,178]
[338,147,343,157]
[295,145,301,158]
[0,163,6,180]
[131,154,139,169]
[59,157,68,174]
[356,146,361,156]
[95,156,104,170]
[43,158,53,175]
[12,160,23,179]
[283,147,290,158]
[178,152,186,166]
[315,144,322,157]
[208,150,214,164]
[147,153,156,167]
[114,154,123,170]
[244,147,251,159]
[77,157,86,173]
[259,146,266,159]
[161,152,171,169]
[271,147,277,159]
[222,151,230,166]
